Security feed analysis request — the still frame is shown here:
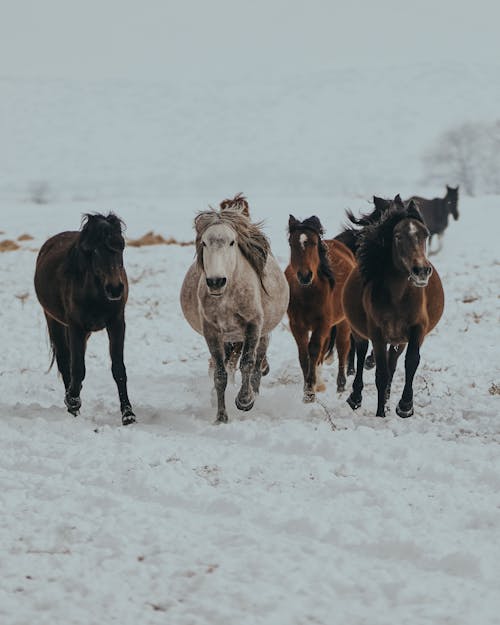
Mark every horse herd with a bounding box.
[33,187,459,426]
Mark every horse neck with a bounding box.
[66,243,100,294]
[374,263,414,304]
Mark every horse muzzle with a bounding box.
[104,282,125,301]
[206,276,227,296]
[408,264,432,288]
[296,271,313,286]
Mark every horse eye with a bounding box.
[230,241,235,246]
[202,241,206,247]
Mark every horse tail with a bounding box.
[46,340,56,374]
[324,325,337,363]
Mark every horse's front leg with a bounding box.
[373,338,389,417]
[65,325,88,416]
[204,324,228,423]
[289,319,310,402]
[347,333,368,410]
[335,320,351,392]
[396,327,422,418]
[107,316,135,425]
[304,325,329,402]
[251,334,269,395]
[236,322,260,411]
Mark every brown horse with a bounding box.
[342,198,444,418]
[285,215,355,403]
[34,213,135,425]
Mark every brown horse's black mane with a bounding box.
[289,215,335,287]
[67,213,125,276]
[335,196,396,253]
[357,203,425,285]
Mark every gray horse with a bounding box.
[180,205,289,423]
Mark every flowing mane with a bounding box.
[288,215,335,287]
[219,193,250,216]
[195,209,270,284]
[357,203,425,286]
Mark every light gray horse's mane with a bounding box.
[195,209,270,283]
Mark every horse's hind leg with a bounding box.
[347,335,356,376]
[364,348,375,370]
[335,320,351,392]
[45,313,71,390]
[289,319,312,402]
[373,339,390,418]
[107,316,135,425]
[385,343,405,409]
[347,335,368,410]
[251,334,269,395]
[396,328,422,418]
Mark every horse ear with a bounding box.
[393,194,405,209]
[373,196,391,211]
[308,215,324,235]
[288,215,299,229]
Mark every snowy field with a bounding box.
[1,189,499,624]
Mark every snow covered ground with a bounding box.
[1,189,499,624]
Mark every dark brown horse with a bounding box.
[286,215,355,403]
[342,198,444,418]
[407,185,459,254]
[34,213,135,425]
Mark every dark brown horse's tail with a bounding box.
[324,325,337,362]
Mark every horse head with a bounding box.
[79,213,126,301]
[288,215,334,287]
[392,200,433,287]
[195,209,269,297]
[445,185,459,221]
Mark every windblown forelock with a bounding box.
[80,212,125,251]
[219,193,250,217]
[288,215,324,237]
[194,209,270,283]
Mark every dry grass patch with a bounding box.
[489,383,500,396]
[127,231,194,248]
[18,233,34,241]
[0,239,20,252]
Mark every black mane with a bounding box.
[289,215,335,287]
[357,204,425,285]
[335,196,395,253]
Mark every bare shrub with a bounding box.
[422,120,500,196]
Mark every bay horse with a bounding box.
[407,185,459,254]
[34,213,135,425]
[285,215,355,403]
[180,208,289,423]
[342,198,444,418]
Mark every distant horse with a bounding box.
[407,185,459,254]
[180,208,289,423]
[34,213,135,425]
[334,195,395,372]
[285,215,355,403]
[342,198,444,418]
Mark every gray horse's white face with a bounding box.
[201,223,238,296]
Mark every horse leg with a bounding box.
[289,320,311,402]
[373,339,389,417]
[396,328,422,418]
[304,325,329,402]
[335,320,351,392]
[204,324,228,423]
[347,335,356,376]
[385,343,405,409]
[107,316,135,425]
[251,334,269,395]
[65,325,88,416]
[236,322,260,411]
[45,313,71,390]
[224,342,242,384]
[364,348,375,370]
[347,335,368,410]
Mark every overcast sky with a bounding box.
[0,0,498,81]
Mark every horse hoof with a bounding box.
[347,367,355,377]
[364,355,375,370]
[337,384,346,393]
[215,413,228,424]
[396,402,414,418]
[65,395,81,416]
[235,396,254,412]
[122,408,136,426]
[346,394,361,410]
[303,392,315,403]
